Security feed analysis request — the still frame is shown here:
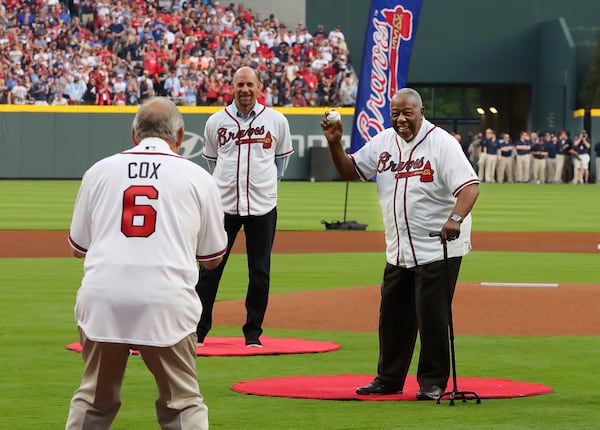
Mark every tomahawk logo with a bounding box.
[352,1,421,153]
[382,7,414,96]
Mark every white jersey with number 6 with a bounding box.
[68,138,227,347]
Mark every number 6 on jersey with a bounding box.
[121,185,158,237]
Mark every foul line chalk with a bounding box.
[480,282,558,288]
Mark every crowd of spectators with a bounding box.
[0,0,359,107]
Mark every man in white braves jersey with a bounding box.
[321,88,479,400]
[196,66,294,347]
[66,97,227,430]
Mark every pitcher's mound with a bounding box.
[67,336,341,357]
[232,374,552,401]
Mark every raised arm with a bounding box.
[320,115,360,181]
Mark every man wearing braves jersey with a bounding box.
[195,66,294,347]
[321,88,479,400]
[66,97,227,430]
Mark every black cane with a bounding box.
[429,231,481,406]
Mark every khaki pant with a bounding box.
[532,158,546,184]
[546,158,557,183]
[554,154,567,183]
[477,152,487,181]
[81,13,94,28]
[496,156,513,183]
[484,155,498,183]
[515,154,531,183]
[66,330,208,430]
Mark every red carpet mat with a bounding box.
[232,374,552,401]
[66,336,341,357]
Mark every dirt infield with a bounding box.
[2,230,599,257]
[2,230,599,336]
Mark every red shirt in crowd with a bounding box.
[302,68,318,93]
[97,84,112,105]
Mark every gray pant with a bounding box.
[66,330,207,430]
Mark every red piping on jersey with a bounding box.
[349,154,370,181]
[68,236,88,254]
[454,178,480,196]
[121,152,182,158]
[392,174,402,265]
[245,142,252,212]
[224,109,243,215]
[246,106,266,214]
[389,137,402,265]
[235,138,242,214]
[276,148,294,158]
[197,246,228,261]
[401,125,437,267]
[224,105,267,216]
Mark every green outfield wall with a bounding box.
[0,106,596,180]
[0,106,353,180]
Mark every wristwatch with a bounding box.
[449,213,463,223]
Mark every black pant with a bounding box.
[195,208,277,342]
[376,257,462,391]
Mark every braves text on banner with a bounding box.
[351,0,423,152]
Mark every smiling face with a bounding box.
[390,89,424,142]
[233,66,260,114]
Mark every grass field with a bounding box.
[0,180,599,429]
[1,180,599,231]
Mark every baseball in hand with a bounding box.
[326,110,341,124]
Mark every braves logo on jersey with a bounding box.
[217,126,272,149]
[236,131,273,149]
[377,152,435,182]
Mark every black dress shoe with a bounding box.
[356,379,403,395]
[245,338,262,347]
[416,385,444,400]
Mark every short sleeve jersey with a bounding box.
[202,102,294,216]
[68,138,228,347]
[351,119,480,268]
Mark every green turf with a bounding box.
[1,179,599,429]
[280,181,600,232]
[215,251,598,301]
[470,182,600,232]
[0,180,80,230]
[1,256,599,429]
[1,180,599,231]
[458,251,599,284]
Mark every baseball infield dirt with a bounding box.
[2,230,598,336]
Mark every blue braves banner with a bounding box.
[351,0,423,152]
